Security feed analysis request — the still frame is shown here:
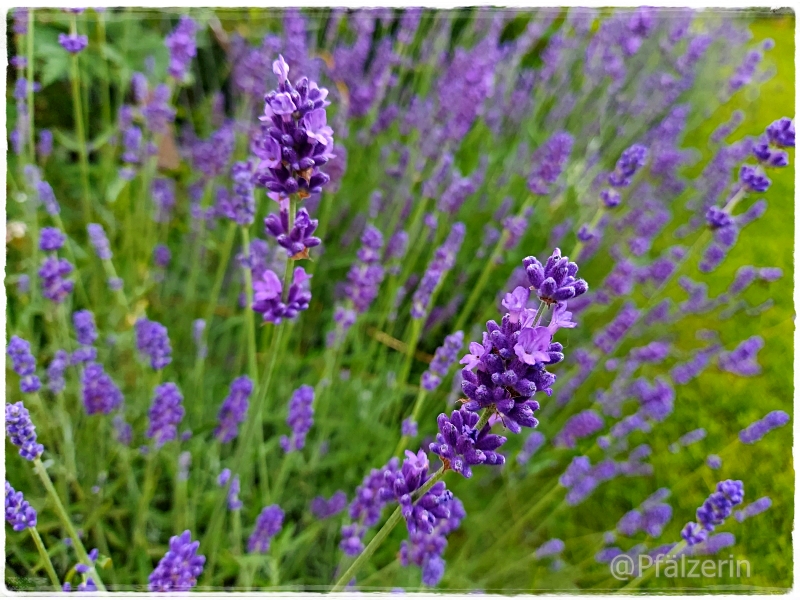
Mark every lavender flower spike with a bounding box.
[311,491,348,520]
[81,362,123,415]
[523,248,588,306]
[248,505,285,553]
[215,376,253,443]
[165,16,197,80]
[6,336,41,393]
[739,410,790,444]
[421,331,464,391]
[5,481,38,530]
[252,267,312,324]
[5,402,44,460]
[430,408,507,478]
[147,383,185,448]
[135,317,172,370]
[87,223,112,260]
[411,223,466,318]
[681,479,744,545]
[280,385,315,452]
[38,257,74,303]
[265,207,321,258]
[148,530,205,592]
[39,227,66,252]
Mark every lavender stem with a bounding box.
[29,526,60,589]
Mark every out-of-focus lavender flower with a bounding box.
[280,385,314,453]
[252,267,312,324]
[421,332,464,391]
[12,8,28,34]
[37,181,60,215]
[265,207,321,258]
[165,16,197,80]
[739,165,771,193]
[6,336,41,394]
[248,505,285,553]
[215,376,253,443]
[73,310,98,347]
[735,496,772,522]
[217,161,256,226]
[252,55,334,200]
[341,458,401,555]
[154,244,171,269]
[189,124,235,179]
[151,178,176,223]
[517,431,545,465]
[342,225,384,316]
[729,49,762,92]
[135,318,172,370]
[39,256,74,303]
[528,132,574,195]
[401,418,418,437]
[47,350,69,394]
[411,223,465,318]
[718,336,764,376]
[87,224,112,260]
[534,539,565,560]
[192,319,207,360]
[608,144,648,187]
[706,455,722,469]
[37,129,53,159]
[113,415,132,446]
[5,481,38,531]
[217,469,243,510]
[310,491,347,520]
[81,362,123,415]
[593,302,639,353]
[148,530,205,591]
[739,410,790,444]
[16,275,30,295]
[5,402,44,460]
[554,410,604,448]
[142,84,175,134]
[681,480,744,545]
[58,33,89,54]
[766,117,795,147]
[146,383,185,448]
[668,428,706,453]
[430,408,506,478]
[681,533,736,557]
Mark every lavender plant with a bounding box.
[4,7,793,594]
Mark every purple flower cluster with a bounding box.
[165,16,197,80]
[146,383,185,448]
[58,33,88,54]
[217,469,243,510]
[252,267,312,324]
[718,336,764,376]
[553,410,604,448]
[265,207,321,258]
[735,496,772,522]
[217,161,256,226]
[527,132,575,195]
[430,408,506,478]
[681,480,744,545]
[73,310,98,346]
[5,402,44,460]
[517,431,545,465]
[148,530,205,592]
[343,225,385,315]
[81,362,123,415]
[87,224,112,260]
[523,248,589,306]
[534,538,565,560]
[6,336,41,394]
[739,410,790,444]
[5,481,37,531]
[39,227,66,252]
[37,180,60,215]
[421,331,464,391]
[215,376,253,443]
[248,505,285,553]
[135,318,172,370]
[616,489,673,537]
[152,178,176,223]
[252,55,334,199]
[608,144,648,187]
[310,491,347,520]
[280,385,315,452]
[47,350,69,394]
[38,256,74,303]
[411,223,465,318]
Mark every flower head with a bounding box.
[148,530,205,591]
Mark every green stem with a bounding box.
[620,540,688,590]
[240,227,259,379]
[101,258,129,312]
[184,178,217,308]
[393,388,427,458]
[133,452,157,565]
[69,15,91,223]
[395,317,423,393]
[330,466,447,592]
[29,527,60,589]
[281,197,299,303]
[32,458,106,591]
[25,9,35,165]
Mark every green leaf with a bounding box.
[88,124,119,153]
[105,177,129,204]
[53,128,79,152]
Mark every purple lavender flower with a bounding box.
[12,8,28,35]
[215,376,253,443]
[735,496,772,522]
[135,318,172,370]
[430,408,506,478]
[87,224,112,260]
[81,362,123,415]
[523,248,589,306]
[706,455,722,469]
[148,530,205,592]
[342,225,385,314]
[6,336,41,394]
[310,491,347,519]
[341,458,401,554]
[766,117,795,147]
[5,402,44,460]
[217,469,243,510]
[421,332,464,391]
[554,410,604,448]
[528,132,574,195]
[113,415,132,446]
[608,144,648,187]
[151,178,176,223]
[58,33,88,54]
[72,310,98,346]
[681,479,744,545]
[517,431,545,465]
[154,244,171,268]
[217,161,256,226]
[739,165,771,193]
[5,481,38,532]
[265,207,321,258]
[252,55,334,200]
[739,410,790,444]
[165,16,197,80]
[248,505,285,553]
[39,228,65,253]
[279,385,314,453]
[16,275,30,295]
[718,336,764,376]
[142,84,175,134]
[401,418,418,437]
[252,267,312,324]
[146,383,185,448]
[189,124,235,179]
[411,223,465,318]
[47,350,69,394]
[38,257,74,303]
[668,428,706,453]
[37,181,60,215]
[534,539,565,559]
